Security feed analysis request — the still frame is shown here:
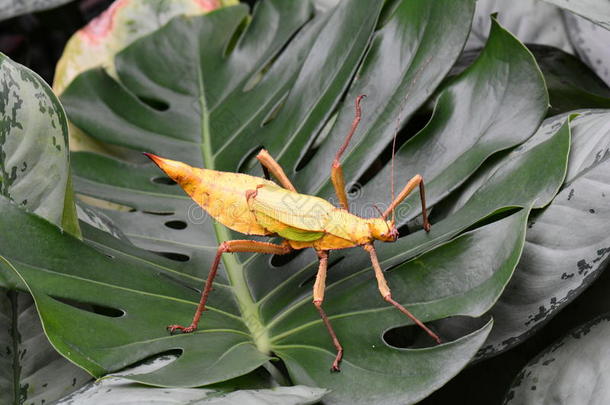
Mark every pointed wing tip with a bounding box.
[143,152,162,166]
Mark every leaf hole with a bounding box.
[51,296,124,318]
[261,92,289,127]
[151,176,177,185]
[223,15,249,57]
[383,315,488,349]
[271,248,304,267]
[126,349,183,371]
[142,210,175,216]
[137,96,169,111]
[151,251,191,262]
[237,146,265,174]
[328,255,345,270]
[164,220,187,230]
[396,217,423,238]
[299,272,316,288]
[76,194,136,212]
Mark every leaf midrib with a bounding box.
[197,58,270,353]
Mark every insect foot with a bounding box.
[166,324,197,334]
[331,358,342,373]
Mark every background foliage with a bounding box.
[1,0,610,404]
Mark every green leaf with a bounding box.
[289,0,481,197]
[543,0,610,30]
[6,0,568,403]
[381,117,571,266]
[57,355,326,405]
[478,111,610,357]
[504,314,610,404]
[271,209,531,405]
[528,45,610,116]
[354,17,548,224]
[53,0,238,94]
[0,195,529,404]
[453,44,610,117]
[0,286,91,405]
[0,52,80,236]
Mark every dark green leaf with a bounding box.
[5,0,570,403]
[0,196,527,404]
[380,117,571,266]
[529,45,610,115]
[354,17,548,224]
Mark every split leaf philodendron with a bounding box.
[143,95,439,372]
[0,0,585,404]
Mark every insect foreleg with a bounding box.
[312,250,344,372]
[330,95,366,211]
[364,243,441,344]
[256,149,297,192]
[167,240,292,334]
[382,174,430,231]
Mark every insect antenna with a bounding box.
[390,94,406,224]
[373,204,391,231]
[388,56,433,223]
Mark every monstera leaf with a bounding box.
[0,0,576,404]
[53,0,238,94]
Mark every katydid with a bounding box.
[144,95,439,372]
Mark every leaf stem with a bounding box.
[197,69,270,354]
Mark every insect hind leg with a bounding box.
[167,240,291,334]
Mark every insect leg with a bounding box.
[167,240,292,334]
[330,94,366,211]
[363,243,441,344]
[382,174,430,231]
[256,149,297,191]
[312,250,344,372]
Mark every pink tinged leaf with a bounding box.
[80,0,129,45]
[194,0,221,11]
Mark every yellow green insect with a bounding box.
[145,95,439,372]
